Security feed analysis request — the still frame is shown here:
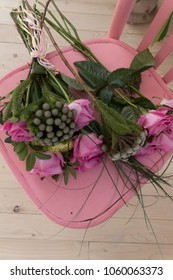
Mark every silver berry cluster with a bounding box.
[110,130,147,161]
[30,101,76,146]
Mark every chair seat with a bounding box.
[0,38,172,228]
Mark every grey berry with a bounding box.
[35,110,43,117]
[42,103,50,110]
[47,132,55,139]
[63,134,70,141]
[67,111,73,118]
[46,118,54,125]
[46,125,53,132]
[37,131,44,138]
[51,108,59,116]
[66,118,71,124]
[55,101,63,109]
[33,118,41,126]
[54,118,61,126]
[56,130,63,137]
[39,123,46,131]
[69,122,76,129]
[62,107,69,114]
[59,122,66,130]
[52,136,58,143]
[69,129,75,136]
[44,111,51,118]
[61,114,67,122]
[63,127,70,134]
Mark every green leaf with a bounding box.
[12,142,28,161]
[12,77,32,117]
[133,96,156,109]
[3,99,13,122]
[130,49,155,73]
[34,152,51,160]
[64,168,69,185]
[12,142,26,153]
[32,61,46,75]
[29,80,42,103]
[85,120,102,135]
[9,117,19,123]
[74,61,109,88]
[29,144,44,151]
[68,167,77,179]
[69,161,80,167]
[61,73,84,90]
[152,12,173,45]
[97,86,113,104]
[5,137,12,144]
[26,153,36,171]
[121,105,141,122]
[18,146,28,161]
[107,68,134,88]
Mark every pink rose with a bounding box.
[68,99,94,129]
[136,133,173,158]
[30,152,65,177]
[150,133,173,152]
[2,121,33,142]
[138,110,171,136]
[135,144,155,157]
[72,133,103,172]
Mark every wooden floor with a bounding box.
[0,0,173,260]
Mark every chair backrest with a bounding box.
[107,0,173,84]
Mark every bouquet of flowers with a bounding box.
[0,0,173,221]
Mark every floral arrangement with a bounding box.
[0,0,173,204]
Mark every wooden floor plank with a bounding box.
[0,213,173,244]
[0,239,88,260]
[89,242,173,260]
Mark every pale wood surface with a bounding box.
[0,0,173,260]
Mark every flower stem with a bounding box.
[113,88,138,109]
[47,70,71,103]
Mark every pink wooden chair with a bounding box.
[0,0,173,228]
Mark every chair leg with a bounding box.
[107,0,135,40]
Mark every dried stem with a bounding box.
[40,0,52,28]
[43,22,95,102]
[22,0,95,102]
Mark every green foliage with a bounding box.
[121,105,141,122]
[133,96,156,110]
[12,142,28,161]
[96,100,138,149]
[12,77,32,118]
[97,86,113,104]
[5,136,12,144]
[152,12,173,45]
[26,152,51,171]
[130,49,155,73]
[74,61,109,88]
[64,164,77,185]
[61,73,84,90]
[3,99,13,122]
[26,153,36,171]
[107,68,135,88]
[29,80,42,103]
[85,120,102,135]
